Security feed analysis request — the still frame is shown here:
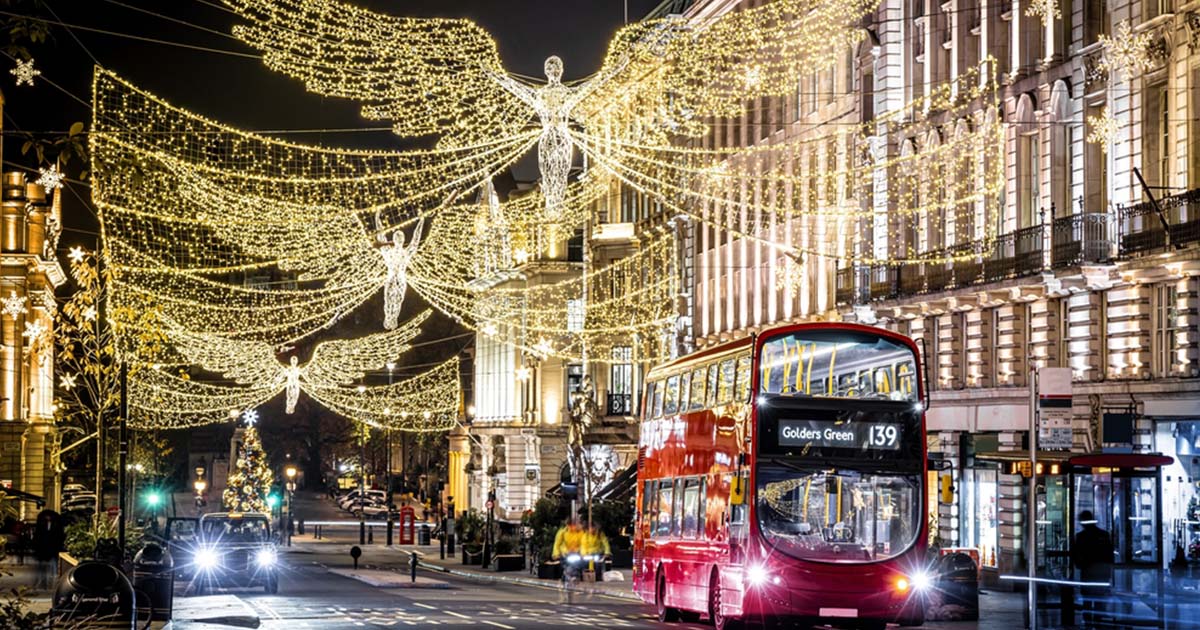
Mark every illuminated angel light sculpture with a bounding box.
[168,310,430,413]
[223,0,877,227]
[377,217,424,330]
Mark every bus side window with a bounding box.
[652,381,664,418]
[705,363,719,408]
[679,372,692,414]
[734,354,752,401]
[643,382,656,420]
[672,478,686,537]
[663,375,679,416]
[681,478,701,539]
[655,481,673,537]
[642,479,656,528]
[689,367,707,410]
[717,359,735,404]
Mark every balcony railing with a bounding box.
[1052,212,1110,267]
[984,224,1044,282]
[868,264,899,301]
[1117,189,1200,258]
[606,393,633,416]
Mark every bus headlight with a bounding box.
[746,565,769,587]
[255,549,277,567]
[911,570,932,591]
[195,548,219,571]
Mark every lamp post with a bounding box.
[284,465,297,547]
[357,384,368,545]
[193,479,207,515]
[386,362,395,546]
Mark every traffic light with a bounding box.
[145,491,162,508]
[266,494,280,509]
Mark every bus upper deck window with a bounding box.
[652,381,664,418]
[735,354,752,401]
[663,376,680,416]
[717,359,735,404]
[706,364,719,408]
[679,372,692,413]
[689,367,707,410]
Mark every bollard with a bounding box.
[350,545,362,571]
[410,551,418,583]
[368,526,374,545]
[440,533,445,560]
[297,519,305,535]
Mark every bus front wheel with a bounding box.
[708,569,741,630]
[656,570,680,623]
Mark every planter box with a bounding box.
[461,548,483,566]
[491,554,524,572]
[537,561,562,580]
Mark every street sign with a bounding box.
[1037,367,1073,450]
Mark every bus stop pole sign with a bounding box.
[1037,367,1073,451]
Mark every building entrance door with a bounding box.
[1073,468,1161,567]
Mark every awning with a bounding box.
[975,450,1075,463]
[593,463,637,504]
[1069,453,1173,469]
[0,487,45,506]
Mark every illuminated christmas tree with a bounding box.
[223,410,275,513]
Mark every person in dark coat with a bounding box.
[31,509,64,590]
[1070,510,1113,628]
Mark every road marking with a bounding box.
[445,611,471,619]
[414,602,438,610]
[482,621,515,630]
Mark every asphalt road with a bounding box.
[174,547,684,630]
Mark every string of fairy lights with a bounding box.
[89,0,1017,429]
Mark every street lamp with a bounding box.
[193,479,207,514]
[284,465,297,547]
[385,362,395,546]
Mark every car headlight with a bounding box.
[746,564,769,588]
[255,549,277,567]
[195,548,219,570]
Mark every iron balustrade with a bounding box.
[1052,212,1111,267]
[868,264,899,301]
[984,224,1044,282]
[1117,188,1200,257]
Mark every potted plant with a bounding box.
[456,509,485,565]
[524,497,567,579]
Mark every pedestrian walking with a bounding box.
[31,509,63,591]
[1071,510,1114,629]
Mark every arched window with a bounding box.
[1048,81,1072,217]
[1014,94,1040,229]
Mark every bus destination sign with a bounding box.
[777,419,901,451]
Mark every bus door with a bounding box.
[728,471,750,566]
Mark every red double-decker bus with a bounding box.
[633,322,930,629]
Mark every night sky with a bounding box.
[3,0,666,247]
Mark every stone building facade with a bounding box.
[688,0,1200,584]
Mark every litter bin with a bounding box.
[133,543,175,621]
[49,560,137,628]
[417,525,431,546]
[927,552,979,621]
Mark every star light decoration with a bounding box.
[35,164,65,192]
[1024,0,1060,26]
[241,408,259,426]
[1098,20,1157,81]
[60,373,77,391]
[1,291,27,319]
[1087,107,1122,153]
[10,58,40,86]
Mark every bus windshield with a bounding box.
[756,465,920,564]
[759,330,918,402]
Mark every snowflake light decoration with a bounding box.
[1024,0,1060,26]
[60,373,77,391]
[1,291,27,319]
[10,59,40,86]
[242,408,259,427]
[1098,21,1156,81]
[35,164,65,192]
[21,320,46,342]
[775,256,806,299]
[67,246,87,263]
[82,305,96,321]
[1086,107,1122,153]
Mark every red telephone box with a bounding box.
[399,506,415,545]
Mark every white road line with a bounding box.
[414,602,438,610]
[482,621,515,630]
[445,611,471,619]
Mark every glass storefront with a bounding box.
[962,467,999,568]
[1156,420,1200,566]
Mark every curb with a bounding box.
[417,561,641,603]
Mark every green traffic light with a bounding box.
[266,495,280,508]
[145,492,162,507]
